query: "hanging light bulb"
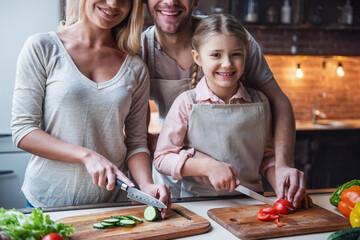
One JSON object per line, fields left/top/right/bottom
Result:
{"left": 296, "top": 63, "right": 303, "bottom": 78}
{"left": 337, "top": 62, "right": 344, "bottom": 77}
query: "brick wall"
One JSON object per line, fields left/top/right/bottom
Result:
{"left": 265, "top": 55, "right": 360, "bottom": 120}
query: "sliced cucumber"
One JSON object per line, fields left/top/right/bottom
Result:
{"left": 119, "top": 219, "right": 136, "bottom": 227}
{"left": 144, "top": 206, "right": 160, "bottom": 221}
{"left": 100, "top": 222, "right": 116, "bottom": 227}
{"left": 102, "top": 218, "right": 120, "bottom": 224}
{"left": 128, "top": 216, "right": 144, "bottom": 223}
{"left": 93, "top": 223, "right": 106, "bottom": 229}
{"left": 111, "top": 215, "right": 131, "bottom": 220}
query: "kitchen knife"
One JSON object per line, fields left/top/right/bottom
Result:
{"left": 115, "top": 179, "right": 167, "bottom": 208}
{"left": 235, "top": 185, "right": 276, "bottom": 206}
{"left": 235, "top": 185, "right": 295, "bottom": 211}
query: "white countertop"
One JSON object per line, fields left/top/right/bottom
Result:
{"left": 46, "top": 192, "right": 345, "bottom": 240}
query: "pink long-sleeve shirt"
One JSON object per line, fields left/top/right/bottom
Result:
{"left": 154, "top": 77, "right": 275, "bottom": 180}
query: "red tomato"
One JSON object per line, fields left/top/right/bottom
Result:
{"left": 256, "top": 212, "right": 270, "bottom": 221}
{"left": 259, "top": 207, "right": 278, "bottom": 215}
{"left": 277, "top": 199, "right": 295, "bottom": 210}
{"left": 268, "top": 214, "right": 280, "bottom": 220}
{"left": 273, "top": 199, "right": 295, "bottom": 215}
{"left": 42, "top": 233, "right": 64, "bottom": 240}
{"left": 257, "top": 207, "right": 280, "bottom": 221}
{"left": 273, "top": 202, "right": 288, "bottom": 215}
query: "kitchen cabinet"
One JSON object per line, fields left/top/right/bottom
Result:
{"left": 262, "top": 127, "right": 360, "bottom": 192}
{"left": 295, "top": 129, "right": 360, "bottom": 189}
{"left": 0, "top": 135, "right": 30, "bottom": 209}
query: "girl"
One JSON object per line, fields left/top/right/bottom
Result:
{"left": 11, "top": 0, "right": 170, "bottom": 216}
{"left": 152, "top": 13, "right": 277, "bottom": 198}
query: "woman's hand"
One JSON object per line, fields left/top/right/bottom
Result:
{"left": 206, "top": 161, "right": 238, "bottom": 192}
{"left": 140, "top": 183, "right": 171, "bottom": 219}
{"left": 82, "top": 149, "right": 134, "bottom": 191}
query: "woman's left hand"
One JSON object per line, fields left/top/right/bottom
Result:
{"left": 141, "top": 183, "right": 171, "bottom": 219}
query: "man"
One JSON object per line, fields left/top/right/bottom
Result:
{"left": 140, "top": 0, "right": 310, "bottom": 208}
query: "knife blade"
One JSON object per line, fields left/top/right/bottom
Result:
{"left": 235, "top": 185, "right": 275, "bottom": 206}
{"left": 115, "top": 179, "right": 167, "bottom": 208}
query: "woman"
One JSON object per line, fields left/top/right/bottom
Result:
{"left": 11, "top": 0, "right": 170, "bottom": 217}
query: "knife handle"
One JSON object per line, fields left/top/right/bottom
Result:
{"left": 115, "top": 179, "right": 129, "bottom": 191}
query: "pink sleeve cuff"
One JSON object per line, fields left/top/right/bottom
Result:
{"left": 172, "top": 148, "right": 194, "bottom": 180}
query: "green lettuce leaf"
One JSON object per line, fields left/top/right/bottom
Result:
{"left": 0, "top": 208, "right": 75, "bottom": 240}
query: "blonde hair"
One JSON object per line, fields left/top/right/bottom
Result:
{"left": 59, "top": 0, "right": 144, "bottom": 55}
{"left": 191, "top": 14, "right": 249, "bottom": 89}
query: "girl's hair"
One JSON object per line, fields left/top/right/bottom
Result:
{"left": 59, "top": 0, "right": 144, "bottom": 55}
{"left": 191, "top": 13, "right": 249, "bottom": 89}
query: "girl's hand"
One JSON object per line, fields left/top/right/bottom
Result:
{"left": 207, "top": 162, "right": 238, "bottom": 192}
{"left": 82, "top": 149, "right": 134, "bottom": 191}
{"left": 193, "top": 176, "right": 211, "bottom": 184}
{"left": 140, "top": 183, "right": 171, "bottom": 219}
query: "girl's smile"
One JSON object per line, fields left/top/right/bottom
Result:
{"left": 192, "top": 33, "right": 246, "bottom": 102}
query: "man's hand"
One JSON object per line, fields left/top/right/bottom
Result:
{"left": 275, "top": 165, "right": 307, "bottom": 208}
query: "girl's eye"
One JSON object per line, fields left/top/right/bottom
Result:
{"left": 233, "top": 52, "right": 243, "bottom": 57}
{"left": 210, "top": 53, "right": 220, "bottom": 57}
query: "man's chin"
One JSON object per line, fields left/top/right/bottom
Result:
{"left": 157, "top": 24, "right": 182, "bottom": 35}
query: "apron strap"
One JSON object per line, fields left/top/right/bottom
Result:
{"left": 146, "top": 26, "right": 156, "bottom": 78}
{"left": 246, "top": 88, "right": 262, "bottom": 103}
{"left": 186, "top": 90, "right": 197, "bottom": 104}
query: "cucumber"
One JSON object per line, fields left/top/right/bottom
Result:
{"left": 327, "top": 227, "right": 360, "bottom": 240}
{"left": 100, "top": 222, "right": 116, "bottom": 227}
{"left": 102, "top": 218, "right": 120, "bottom": 224}
{"left": 111, "top": 215, "right": 131, "bottom": 220}
{"left": 93, "top": 223, "right": 106, "bottom": 229}
{"left": 128, "top": 216, "right": 144, "bottom": 223}
{"left": 119, "top": 219, "right": 136, "bottom": 227}
{"left": 144, "top": 206, "right": 160, "bottom": 221}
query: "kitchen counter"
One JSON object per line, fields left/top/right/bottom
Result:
{"left": 296, "top": 119, "right": 360, "bottom": 131}
{"left": 42, "top": 190, "right": 345, "bottom": 240}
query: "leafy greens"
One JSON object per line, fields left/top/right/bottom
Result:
{"left": 0, "top": 208, "right": 74, "bottom": 240}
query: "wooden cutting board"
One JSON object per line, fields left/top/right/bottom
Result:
{"left": 57, "top": 204, "right": 211, "bottom": 240}
{"left": 207, "top": 204, "right": 350, "bottom": 240}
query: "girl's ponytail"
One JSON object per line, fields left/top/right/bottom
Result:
{"left": 191, "top": 64, "right": 199, "bottom": 89}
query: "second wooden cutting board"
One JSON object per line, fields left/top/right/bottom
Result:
{"left": 207, "top": 204, "right": 350, "bottom": 240}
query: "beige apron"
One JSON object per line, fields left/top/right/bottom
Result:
{"left": 147, "top": 26, "right": 192, "bottom": 197}
{"left": 146, "top": 26, "right": 192, "bottom": 122}
{"left": 179, "top": 88, "right": 270, "bottom": 197}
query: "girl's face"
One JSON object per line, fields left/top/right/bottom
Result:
{"left": 84, "top": 0, "right": 132, "bottom": 30}
{"left": 192, "top": 33, "right": 246, "bottom": 98}
{"left": 146, "top": 0, "right": 199, "bottom": 34}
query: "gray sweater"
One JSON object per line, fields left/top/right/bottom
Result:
{"left": 11, "top": 32, "right": 150, "bottom": 207}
